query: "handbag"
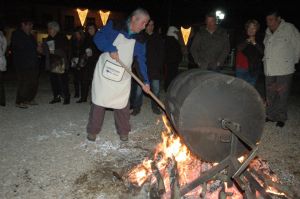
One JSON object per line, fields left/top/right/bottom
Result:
{"left": 50, "top": 54, "right": 65, "bottom": 74}
{"left": 78, "top": 55, "right": 88, "bottom": 68}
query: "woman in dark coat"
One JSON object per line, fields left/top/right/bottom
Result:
{"left": 164, "top": 26, "right": 182, "bottom": 91}
{"left": 70, "top": 27, "right": 86, "bottom": 99}
{"left": 235, "top": 19, "right": 264, "bottom": 86}
{"left": 45, "top": 21, "right": 71, "bottom": 104}
{"left": 76, "top": 23, "right": 101, "bottom": 103}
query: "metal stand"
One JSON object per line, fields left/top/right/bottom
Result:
{"left": 179, "top": 119, "right": 272, "bottom": 199}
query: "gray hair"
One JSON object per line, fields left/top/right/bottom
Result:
{"left": 47, "top": 21, "right": 60, "bottom": 32}
{"left": 130, "top": 8, "right": 150, "bottom": 19}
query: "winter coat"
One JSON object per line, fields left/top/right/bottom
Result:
{"left": 144, "top": 32, "right": 165, "bottom": 80}
{"left": 84, "top": 34, "right": 101, "bottom": 78}
{"left": 44, "top": 33, "right": 70, "bottom": 72}
{"left": 190, "top": 26, "right": 230, "bottom": 70}
{"left": 70, "top": 37, "right": 85, "bottom": 60}
{"left": 11, "top": 29, "right": 38, "bottom": 71}
{"left": 0, "top": 31, "right": 7, "bottom": 71}
{"left": 165, "top": 36, "right": 182, "bottom": 65}
{"left": 85, "top": 34, "right": 101, "bottom": 64}
{"left": 263, "top": 19, "right": 300, "bottom": 76}
{"left": 236, "top": 39, "right": 264, "bottom": 76}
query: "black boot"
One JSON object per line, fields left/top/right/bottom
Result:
{"left": 49, "top": 96, "right": 61, "bottom": 104}
{"left": 76, "top": 98, "right": 87, "bottom": 103}
{"left": 131, "top": 107, "right": 141, "bottom": 116}
{"left": 276, "top": 121, "right": 285, "bottom": 128}
{"left": 63, "top": 96, "right": 70, "bottom": 105}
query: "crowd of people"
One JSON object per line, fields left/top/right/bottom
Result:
{"left": 0, "top": 7, "right": 299, "bottom": 142}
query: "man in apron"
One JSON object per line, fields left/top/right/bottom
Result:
{"left": 86, "top": 8, "right": 150, "bottom": 141}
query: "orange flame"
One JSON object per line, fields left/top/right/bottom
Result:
{"left": 127, "top": 115, "right": 286, "bottom": 198}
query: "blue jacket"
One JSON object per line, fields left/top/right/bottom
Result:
{"left": 94, "top": 20, "right": 149, "bottom": 84}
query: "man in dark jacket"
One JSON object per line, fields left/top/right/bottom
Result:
{"left": 164, "top": 26, "right": 182, "bottom": 91}
{"left": 190, "top": 12, "right": 230, "bottom": 71}
{"left": 11, "top": 18, "right": 40, "bottom": 108}
{"left": 130, "top": 20, "right": 165, "bottom": 115}
{"left": 76, "top": 23, "right": 101, "bottom": 103}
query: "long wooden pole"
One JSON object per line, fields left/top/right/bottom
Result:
{"left": 118, "top": 60, "right": 166, "bottom": 111}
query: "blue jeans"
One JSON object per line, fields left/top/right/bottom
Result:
{"left": 130, "top": 79, "right": 160, "bottom": 110}
{"left": 150, "top": 80, "right": 160, "bottom": 110}
{"left": 236, "top": 68, "right": 257, "bottom": 86}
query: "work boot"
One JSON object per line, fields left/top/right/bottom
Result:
{"left": 119, "top": 134, "right": 128, "bottom": 142}
{"left": 131, "top": 107, "right": 141, "bottom": 116}
{"left": 276, "top": 121, "right": 285, "bottom": 128}
{"left": 265, "top": 117, "right": 274, "bottom": 122}
{"left": 15, "top": 103, "right": 28, "bottom": 109}
{"left": 49, "top": 96, "right": 61, "bottom": 104}
{"left": 87, "top": 133, "right": 97, "bottom": 142}
{"left": 152, "top": 107, "right": 161, "bottom": 115}
{"left": 63, "top": 96, "right": 70, "bottom": 105}
{"left": 26, "top": 100, "right": 38, "bottom": 105}
{"left": 76, "top": 98, "right": 87, "bottom": 103}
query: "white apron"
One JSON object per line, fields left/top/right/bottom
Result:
{"left": 92, "top": 34, "right": 136, "bottom": 109}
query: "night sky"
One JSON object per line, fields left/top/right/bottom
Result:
{"left": 2, "top": 0, "right": 300, "bottom": 30}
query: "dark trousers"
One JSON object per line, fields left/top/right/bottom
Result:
{"left": 71, "top": 68, "right": 80, "bottom": 96}
{"left": 164, "top": 63, "right": 178, "bottom": 92}
{"left": 87, "top": 103, "right": 131, "bottom": 136}
{"left": 16, "top": 69, "right": 39, "bottom": 104}
{"left": 265, "top": 74, "right": 293, "bottom": 122}
{"left": 130, "top": 79, "right": 160, "bottom": 111}
{"left": 129, "top": 80, "right": 142, "bottom": 109}
{"left": 0, "top": 72, "right": 5, "bottom": 105}
{"left": 49, "top": 72, "right": 70, "bottom": 99}
{"left": 79, "top": 67, "right": 92, "bottom": 101}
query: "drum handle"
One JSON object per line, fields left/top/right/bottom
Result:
{"left": 118, "top": 60, "right": 166, "bottom": 111}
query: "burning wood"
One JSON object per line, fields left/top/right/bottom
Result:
{"left": 123, "top": 115, "right": 291, "bottom": 199}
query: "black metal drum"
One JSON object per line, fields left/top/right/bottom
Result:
{"left": 165, "top": 69, "right": 265, "bottom": 162}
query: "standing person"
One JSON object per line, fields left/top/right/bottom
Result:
{"left": 86, "top": 8, "right": 150, "bottom": 142}
{"left": 76, "top": 23, "right": 101, "bottom": 103}
{"left": 264, "top": 10, "right": 300, "bottom": 127}
{"left": 236, "top": 19, "right": 264, "bottom": 86}
{"left": 164, "top": 26, "right": 182, "bottom": 91}
{"left": 70, "top": 27, "right": 85, "bottom": 99}
{"left": 45, "top": 21, "right": 71, "bottom": 105}
{"left": 190, "top": 12, "right": 230, "bottom": 71}
{"left": 187, "top": 28, "right": 197, "bottom": 70}
{"left": 130, "top": 20, "right": 165, "bottom": 115}
{"left": 11, "top": 18, "right": 40, "bottom": 108}
{"left": 0, "top": 22, "right": 7, "bottom": 106}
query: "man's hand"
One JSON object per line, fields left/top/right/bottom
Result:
{"left": 142, "top": 84, "right": 150, "bottom": 94}
{"left": 110, "top": 51, "right": 119, "bottom": 62}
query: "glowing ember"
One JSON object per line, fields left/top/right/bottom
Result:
{"left": 266, "top": 187, "right": 286, "bottom": 196}
{"left": 125, "top": 115, "right": 287, "bottom": 198}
